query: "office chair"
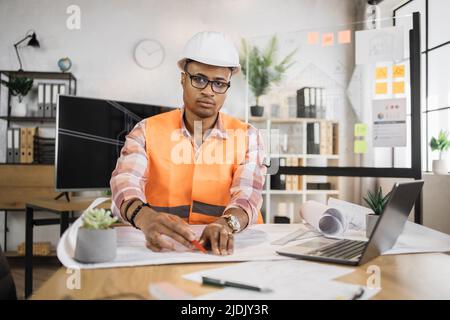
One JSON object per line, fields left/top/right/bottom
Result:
{"left": 0, "top": 245, "right": 17, "bottom": 300}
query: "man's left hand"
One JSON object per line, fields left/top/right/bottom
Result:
{"left": 199, "top": 220, "right": 234, "bottom": 256}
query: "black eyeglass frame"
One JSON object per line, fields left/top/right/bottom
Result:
{"left": 183, "top": 67, "right": 231, "bottom": 94}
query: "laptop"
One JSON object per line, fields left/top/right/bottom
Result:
{"left": 276, "top": 180, "right": 424, "bottom": 266}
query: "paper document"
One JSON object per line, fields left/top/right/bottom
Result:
{"left": 58, "top": 221, "right": 300, "bottom": 270}
{"left": 183, "top": 261, "right": 379, "bottom": 300}
{"left": 300, "top": 198, "right": 372, "bottom": 237}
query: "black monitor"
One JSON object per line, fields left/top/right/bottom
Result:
{"left": 56, "top": 95, "right": 173, "bottom": 191}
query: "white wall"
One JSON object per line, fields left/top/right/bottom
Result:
{"left": 0, "top": 0, "right": 361, "bottom": 251}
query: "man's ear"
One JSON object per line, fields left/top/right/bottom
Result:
{"left": 180, "top": 72, "right": 185, "bottom": 86}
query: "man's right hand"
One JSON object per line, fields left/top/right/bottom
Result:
{"left": 133, "top": 205, "right": 196, "bottom": 252}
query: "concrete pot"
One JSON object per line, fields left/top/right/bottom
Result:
{"left": 432, "top": 159, "right": 448, "bottom": 175}
{"left": 74, "top": 228, "right": 117, "bottom": 263}
{"left": 366, "top": 214, "right": 379, "bottom": 238}
{"left": 250, "top": 105, "right": 264, "bottom": 117}
{"left": 11, "top": 97, "right": 27, "bottom": 117}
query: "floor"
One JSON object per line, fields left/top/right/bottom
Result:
{"left": 8, "top": 258, "right": 61, "bottom": 300}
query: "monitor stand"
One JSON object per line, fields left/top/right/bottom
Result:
{"left": 54, "top": 192, "right": 70, "bottom": 202}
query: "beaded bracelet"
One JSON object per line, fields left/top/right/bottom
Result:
{"left": 129, "top": 202, "right": 149, "bottom": 229}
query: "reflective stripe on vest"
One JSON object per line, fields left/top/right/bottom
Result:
{"left": 145, "top": 109, "right": 263, "bottom": 224}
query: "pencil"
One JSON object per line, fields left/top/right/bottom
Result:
{"left": 191, "top": 240, "right": 207, "bottom": 254}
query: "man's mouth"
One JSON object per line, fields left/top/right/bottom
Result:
{"left": 197, "top": 99, "right": 215, "bottom": 107}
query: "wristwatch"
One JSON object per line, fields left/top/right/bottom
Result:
{"left": 222, "top": 214, "right": 241, "bottom": 233}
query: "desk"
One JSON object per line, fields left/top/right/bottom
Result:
{"left": 25, "top": 197, "right": 111, "bottom": 298}
{"left": 31, "top": 252, "right": 450, "bottom": 300}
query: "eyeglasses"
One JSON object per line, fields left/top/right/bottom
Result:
{"left": 184, "top": 70, "right": 231, "bottom": 94}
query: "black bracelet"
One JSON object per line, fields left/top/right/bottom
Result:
{"left": 130, "top": 202, "right": 149, "bottom": 230}
{"left": 123, "top": 198, "right": 140, "bottom": 223}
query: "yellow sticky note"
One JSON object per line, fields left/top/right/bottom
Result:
{"left": 354, "top": 140, "right": 367, "bottom": 154}
{"left": 354, "top": 123, "right": 368, "bottom": 137}
{"left": 393, "top": 65, "right": 405, "bottom": 78}
{"left": 375, "top": 67, "right": 388, "bottom": 80}
{"left": 307, "top": 32, "right": 319, "bottom": 45}
{"left": 338, "top": 30, "right": 351, "bottom": 44}
{"left": 393, "top": 81, "right": 405, "bottom": 94}
{"left": 375, "top": 82, "right": 388, "bottom": 95}
{"left": 322, "top": 33, "right": 334, "bottom": 47}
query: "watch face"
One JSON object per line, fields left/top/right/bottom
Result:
{"left": 228, "top": 215, "right": 240, "bottom": 232}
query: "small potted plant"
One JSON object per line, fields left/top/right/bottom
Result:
{"left": 0, "top": 76, "right": 33, "bottom": 116}
{"left": 74, "top": 208, "right": 118, "bottom": 263}
{"left": 240, "top": 36, "right": 297, "bottom": 117}
{"left": 363, "top": 187, "right": 391, "bottom": 238}
{"left": 429, "top": 130, "right": 450, "bottom": 175}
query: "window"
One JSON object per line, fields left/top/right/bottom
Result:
{"left": 394, "top": 0, "right": 450, "bottom": 172}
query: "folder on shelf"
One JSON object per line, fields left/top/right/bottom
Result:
{"left": 20, "top": 127, "right": 27, "bottom": 163}
{"left": 37, "top": 83, "right": 45, "bottom": 117}
{"left": 51, "top": 84, "right": 60, "bottom": 118}
{"left": 44, "top": 84, "right": 52, "bottom": 118}
{"left": 13, "top": 128, "right": 20, "bottom": 163}
{"left": 286, "top": 158, "right": 293, "bottom": 191}
{"left": 26, "top": 127, "right": 37, "bottom": 163}
{"left": 296, "top": 87, "right": 311, "bottom": 118}
{"left": 59, "top": 84, "right": 66, "bottom": 95}
{"left": 6, "top": 129, "right": 14, "bottom": 163}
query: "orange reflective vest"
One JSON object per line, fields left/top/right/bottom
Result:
{"left": 144, "top": 109, "right": 263, "bottom": 224}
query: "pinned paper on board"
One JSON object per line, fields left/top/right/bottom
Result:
{"left": 375, "top": 82, "right": 388, "bottom": 94}
{"left": 373, "top": 98, "right": 407, "bottom": 147}
{"left": 307, "top": 32, "right": 319, "bottom": 45}
{"left": 355, "top": 26, "right": 404, "bottom": 65}
{"left": 354, "top": 123, "right": 368, "bottom": 137}
{"left": 393, "top": 65, "right": 405, "bottom": 78}
{"left": 354, "top": 140, "right": 367, "bottom": 154}
{"left": 338, "top": 30, "right": 351, "bottom": 44}
{"left": 375, "top": 67, "right": 388, "bottom": 80}
{"left": 322, "top": 33, "right": 334, "bottom": 47}
{"left": 393, "top": 81, "right": 405, "bottom": 94}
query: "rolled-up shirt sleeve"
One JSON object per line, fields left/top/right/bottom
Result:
{"left": 110, "top": 119, "right": 148, "bottom": 222}
{"left": 224, "top": 125, "right": 267, "bottom": 226}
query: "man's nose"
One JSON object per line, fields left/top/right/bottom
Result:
{"left": 201, "top": 83, "right": 215, "bottom": 96}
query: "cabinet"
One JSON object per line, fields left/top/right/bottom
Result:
{"left": 0, "top": 70, "right": 77, "bottom": 164}
{"left": 246, "top": 117, "right": 340, "bottom": 223}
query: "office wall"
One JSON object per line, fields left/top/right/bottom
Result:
{"left": 0, "top": 0, "right": 361, "bottom": 251}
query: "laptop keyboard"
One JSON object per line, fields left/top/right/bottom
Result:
{"left": 307, "top": 239, "right": 367, "bottom": 260}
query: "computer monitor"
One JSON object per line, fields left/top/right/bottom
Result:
{"left": 56, "top": 95, "right": 173, "bottom": 191}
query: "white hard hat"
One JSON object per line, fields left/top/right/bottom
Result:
{"left": 177, "top": 31, "right": 241, "bottom": 76}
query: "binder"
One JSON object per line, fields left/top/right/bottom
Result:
{"left": 37, "top": 83, "right": 45, "bottom": 117}
{"left": 296, "top": 87, "right": 310, "bottom": 118}
{"left": 310, "top": 88, "right": 316, "bottom": 118}
{"left": 59, "top": 84, "right": 66, "bottom": 95}
{"left": 44, "top": 84, "right": 52, "bottom": 117}
{"left": 13, "top": 128, "right": 20, "bottom": 163}
{"left": 20, "top": 128, "right": 27, "bottom": 163}
{"left": 286, "top": 158, "right": 292, "bottom": 191}
{"left": 7, "top": 129, "right": 14, "bottom": 163}
{"left": 51, "top": 84, "right": 59, "bottom": 118}
{"left": 27, "top": 127, "right": 37, "bottom": 163}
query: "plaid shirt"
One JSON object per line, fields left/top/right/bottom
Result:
{"left": 110, "top": 107, "right": 267, "bottom": 226}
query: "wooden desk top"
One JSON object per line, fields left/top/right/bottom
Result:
{"left": 26, "top": 196, "right": 111, "bottom": 212}
{"left": 31, "top": 252, "right": 450, "bottom": 300}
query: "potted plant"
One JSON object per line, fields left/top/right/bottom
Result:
{"left": 240, "top": 36, "right": 297, "bottom": 117}
{"left": 429, "top": 130, "right": 450, "bottom": 175}
{"left": 0, "top": 76, "right": 33, "bottom": 116}
{"left": 74, "top": 208, "right": 118, "bottom": 263}
{"left": 363, "top": 187, "right": 391, "bottom": 238}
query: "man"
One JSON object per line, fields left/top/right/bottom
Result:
{"left": 110, "top": 31, "right": 266, "bottom": 256}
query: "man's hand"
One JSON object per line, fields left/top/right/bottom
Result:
{"left": 134, "top": 207, "right": 195, "bottom": 252}
{"left": 199, "top": 220, "right": 234, "bottom": 256}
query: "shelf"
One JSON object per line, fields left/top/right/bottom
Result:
{"left": 0, "top": 70, "right": 76, "bottom": 81}
{"left": 263, "top": 190, "right": 339, "bottom": 195}
{"left": 0, "top": 116, "right": 55, "bottom": 123}
{"left": 5, "top": 250, "right": 57, "bottom": 258}
{"left": 245, "top": 117, "right": 338, "bottom": 124}
{"left": 270, "top": 154, "right": 339, "bottom": 159}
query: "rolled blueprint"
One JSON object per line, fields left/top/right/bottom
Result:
{"left": 300, "top": 200, "right": 348, "bottom": 236}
